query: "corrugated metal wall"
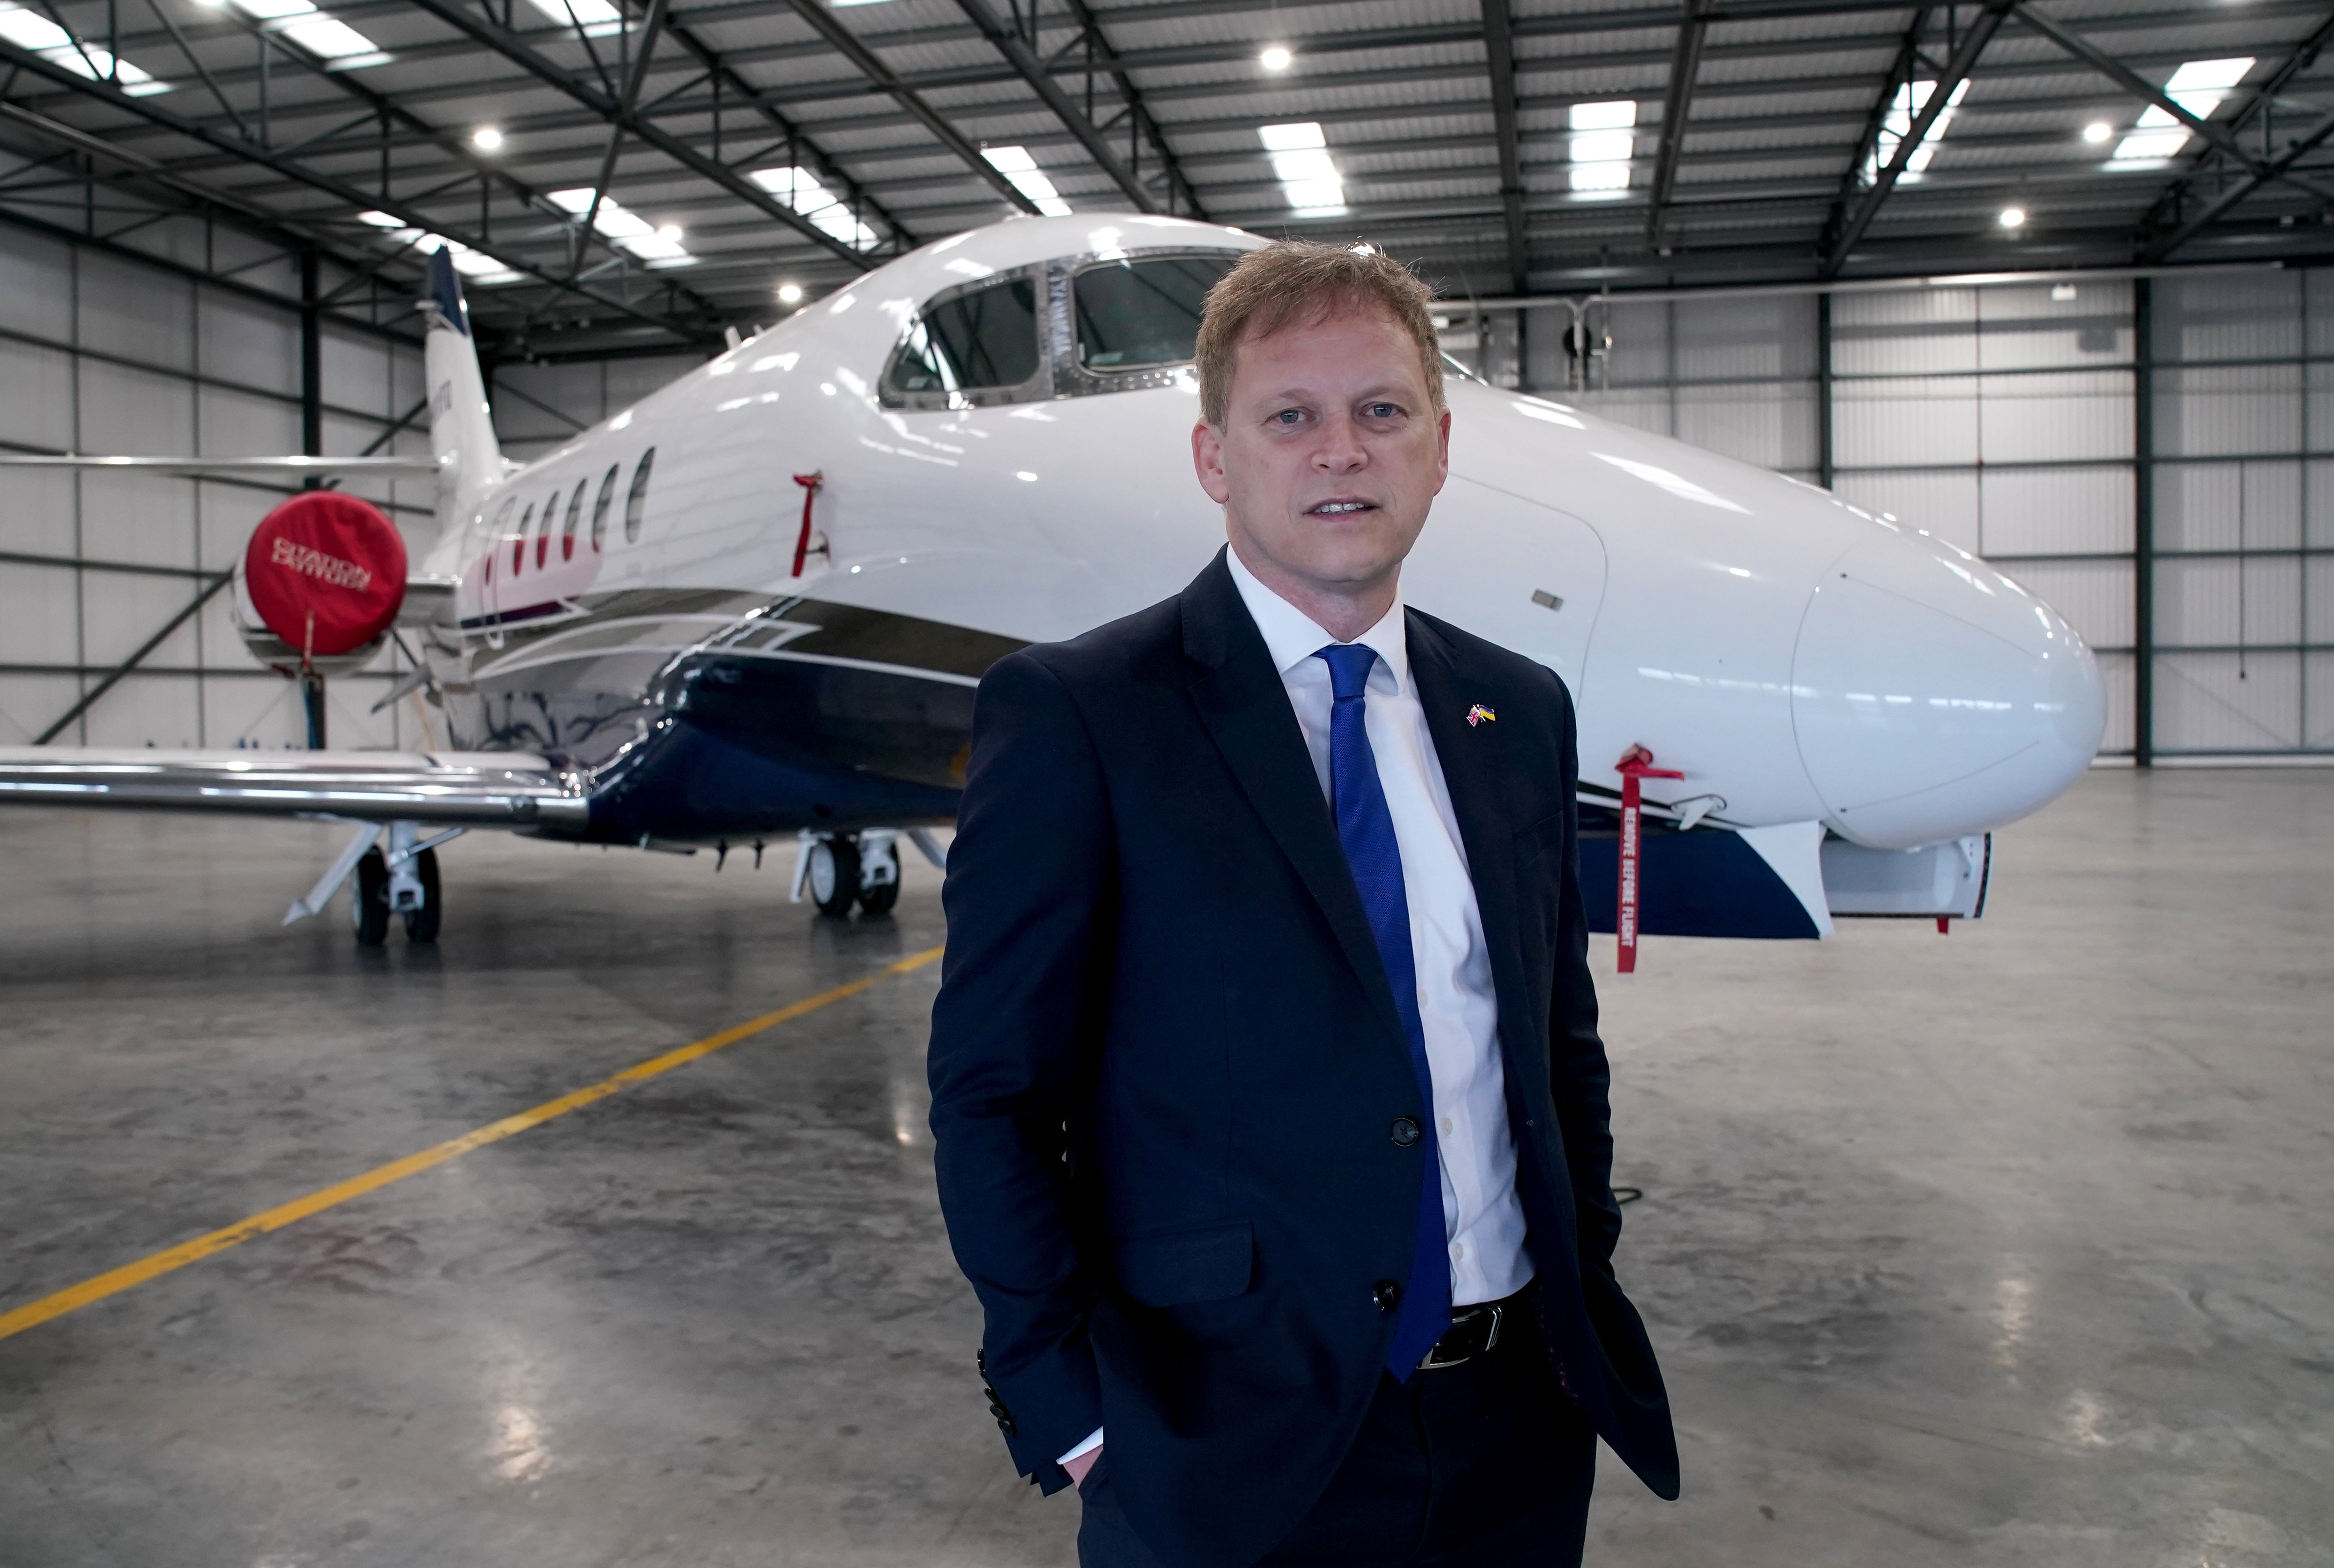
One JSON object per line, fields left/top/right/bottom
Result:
{"left": 0, "top": 219, "right": 711, "bottom": 754}
{"left": 1464, "top": 271, "right": 2333, "bottom": 760}
{"left": 0, "top": 221, "right": 436, "bottom": 751}
{"left": 2149, "top": 270, "right": 2333, "bottom": 757}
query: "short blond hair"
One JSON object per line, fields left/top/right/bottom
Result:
{"left": 1195, "top": 241, "right": 1444, "bottom": 428}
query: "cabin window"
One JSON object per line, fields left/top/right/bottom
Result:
{"left": 484, "top": 496, "right": 515, "bottom": 582}
{"left": 513, "top": 503, "right": 534, "bottom": 573}
{"left": 536, "top": 490, "right": 559, "bottom": 568}
{"left": 590, "top": 464, "right": 618, "bottom": 552}
{"left": 561, "top": 481, "right": 586, "bottom": 561}
{"left": 1074, "top": 257, "right": 1233, "bottom": 370}
{"left": 886, "top": 277, "right": 1040, "bottom": 396}
{"left": 624, "top": 448, "right": 655, "bottom": 544}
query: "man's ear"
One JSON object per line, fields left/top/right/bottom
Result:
{"left": 1193, "top": 420, "right": 1232, "bottom": 506}
{"left": 1431, "top": 406, "right": 1452, "bottom": 494}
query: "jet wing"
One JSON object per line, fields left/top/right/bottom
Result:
{"left": 0, "top": 748, "right": 587, "bottom": 829}
{"left": 0, "top": 455, "right": 444, "bottom": 477}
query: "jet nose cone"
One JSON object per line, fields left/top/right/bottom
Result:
{"left": 1791, "top": 530, "right": 2105, "bottom": 848}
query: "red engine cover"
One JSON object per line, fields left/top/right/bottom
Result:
{"left": 243, "top": 491, "right": 408, "bottom": 657}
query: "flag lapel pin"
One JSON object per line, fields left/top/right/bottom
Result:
{"left": 1466, "top": 704, "right": 1496, "bottom": 727}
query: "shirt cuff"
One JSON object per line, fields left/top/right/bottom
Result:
{"left": 1057, "top": 1427, "right": 1105, "bottom": 1466}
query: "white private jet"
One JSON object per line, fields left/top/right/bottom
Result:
{"left": 0, "top": 216, "right": 2105, "bottom": 946}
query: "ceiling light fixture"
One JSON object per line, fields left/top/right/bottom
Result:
{"left": 221, "top": 0, "right": 388, "bottom": 67}
{"left": 1865, "top": 78, "right": 1968, "bottom": 184}
{"left": 1259, "top": 122, "right": 1345, "bottom": 216}
{"left": 547, "top": 189, "right": 695, "bottom": 265}
{"left": 519, "top": 0, "right": 622, "bottom": 35}
{"left": 2082, "top": 120, "right": 2113, "bottom": 144}
{"left": 778, "top": 283, "right": 804, "bottom": 304}
{"left": 356, "top": 211, "right": 524, "bottom": 286}
{"left": 1568, "top": 100, "right": 1636, "bottom": 197}
{"left": 1998, "top": 206, "right": 2026, "bottom": 228}
{"left": 473, "top": 126, "right": 503, "bottom": 150}
{"left": 2111, "top": 57, "right": 2254, "bottom": 165}
{"left": 748, "top": 166, "right": 883, "bottom": 249}
{"left": 1260, "top": 45, "right": 1291, "bottom": 71}
{"left": 982, "top": 146, "right": 1074, "bottom": 217}
{"left": 0, "top": 3, "right": 170, "bottom": 93}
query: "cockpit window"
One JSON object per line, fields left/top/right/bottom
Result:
{"left": 887, "top": 277, "right": 1040, "bottom": 395}
{"left": 1074, "top": 256, "right": 1233, "bottom": 370}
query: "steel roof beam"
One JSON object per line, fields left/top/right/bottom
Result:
{"left": 0, "top": 41, "right": 711, "bottom": 342}
{"left": 764, "top": 0, "right": 1040, "bottom": 214}
{"left": 950, "top": 0, "right": 1155, "bottom": 213}
{"left": 1055, "top": 0, "right": 1203, "bottom": 216}
{"left": 2147, "top": 110, "right": 2334, "bottom": 259}
{"left": 1817, "top": 6, "right": 1929, "bottom": 266}
{"left": 399, "top": 0, "right": 951, "bottom": 258}
{"left": 1645, "top": 0, "right": 1713, "bottom": 251}
{"left": 117, "top": 0, "right": 738, "bottom": 327}
{"left": 1479, "top": 0, "right": 1527, "bottom": 291}
{"left": 2140, "top": 8, "right": 2334, "bottom": 257}
{"left": 42, "top": 0, "right": 2334, "bottom": 146}
{"left": 1820, "top": 0, "right": 2015, "bottom": 278}
{"left": 651, "top": 4, "right": 913, "bottom": 251}
{"left": 2012, "top": 2, "right": 2334, "bottom": 209}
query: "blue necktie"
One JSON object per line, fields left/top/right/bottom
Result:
{"left": 1314, "top": 642, "right": 1450, "bottom": 1383}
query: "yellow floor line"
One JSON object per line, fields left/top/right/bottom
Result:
{"left": 0, "top": 945, "right": 945, "bottom": 1345}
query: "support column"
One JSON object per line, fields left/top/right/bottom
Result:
{"left": 2133, "top": 276, "right": 2156, "bottom": 767}
{"left": 299, "top": 246, "right": 322, "bottom": 483}
{"left": 1817, "top": 290, "right": 1835, "bottom": 490}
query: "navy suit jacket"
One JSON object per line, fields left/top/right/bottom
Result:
{"left": 928, "top": 549, "right": 1678, "bottom": 1567}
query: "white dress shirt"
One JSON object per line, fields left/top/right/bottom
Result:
{"left": 1224, "top": 547, "right": 1533, "bottom": 1309}
{"left": 1057, "top": 551, "right": 1535, "bottom": 1470}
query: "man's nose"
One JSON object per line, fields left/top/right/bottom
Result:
{"left": 1312, "top": 411, "right": 1368, "bottom": 470}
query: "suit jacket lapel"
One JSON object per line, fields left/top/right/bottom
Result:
{"left": 1179, "top": 551, "right": 1412, "bottom": 1056}
{"left": 1406, "top": 612, "right": 1544, "bottom": 1097}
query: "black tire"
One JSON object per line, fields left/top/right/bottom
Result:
{"left": 351, "top": 849, "right": 390, "bottom": 946}
{"left": 402, "top": 846, "right": 442, "bottom": 943}
{"left": 857, "top": 876, "right": 899, "bottom": 915}
{"left": 808, "top": 837, "right": 860, "bottom": 917}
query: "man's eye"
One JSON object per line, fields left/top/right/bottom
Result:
{"left": 1367, "top": 403, "right": 1401, "bottom": 419}
{"left": 1275, "top": 409, "right": 1306, "bottom": 424}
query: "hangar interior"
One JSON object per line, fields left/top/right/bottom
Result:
{"left": 1, "top": 0, "right": 2330, "bottom": 1562}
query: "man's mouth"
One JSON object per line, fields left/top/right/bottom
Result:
{"left": 1308, "top": 499, "right": 1376, "bottom": 515}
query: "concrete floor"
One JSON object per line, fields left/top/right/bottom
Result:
{"left": 0, "top": 769, "right": 2327, "bottom": 1567}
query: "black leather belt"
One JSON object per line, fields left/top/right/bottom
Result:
{"left": 1417, "top": 1289, "right": 1525, "bottom": 1370}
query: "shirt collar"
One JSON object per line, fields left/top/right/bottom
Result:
{"left": 1224, "top": 543, "right": 1410, "bottom": 692}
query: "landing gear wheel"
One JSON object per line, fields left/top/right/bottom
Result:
{"left": 807, "top": 837, "right": 860, "bottom": 917}
{"left": 351, "top": 848, "right": 389, "bottom": 946}
{"left": 857, "top": 877, "right": 899, "bottom": 916}
{"left": 402, "top": 846, "right": 442, "bottom": 943}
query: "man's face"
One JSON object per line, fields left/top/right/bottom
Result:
{"left": 1193, "top": 302, "right": 1450, "bottom": 600}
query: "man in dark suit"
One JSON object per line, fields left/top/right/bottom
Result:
{"left": 927, "top": 240, "right": 1676, "bottom": 1568}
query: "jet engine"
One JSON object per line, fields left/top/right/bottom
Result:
{"left": 236, "top": 490, "right": 408, "bottom": 676}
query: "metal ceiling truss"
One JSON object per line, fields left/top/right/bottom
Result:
{"left": 0, "top": 0, "right": 2326, "bottom": 350}
{"left": 2136, "top": 8, "right": 2334, "bottom": 259}
{"left": 1643, "top": 0, "right": 1712, "bottom": 254}
{"left": 1478, "top": 0, "right": 1526, "bottom": 292}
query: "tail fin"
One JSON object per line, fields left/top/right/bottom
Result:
{"left": 419, "top": 246, "right": 505, "bottom": 535}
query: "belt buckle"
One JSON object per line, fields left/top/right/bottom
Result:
{"left": 1416, "top": 1302, "right": 1501, "bottom": 1370}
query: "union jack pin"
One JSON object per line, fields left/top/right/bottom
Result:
{"left": 1466, "top": 704, "right": 1497, "bottom": 726}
